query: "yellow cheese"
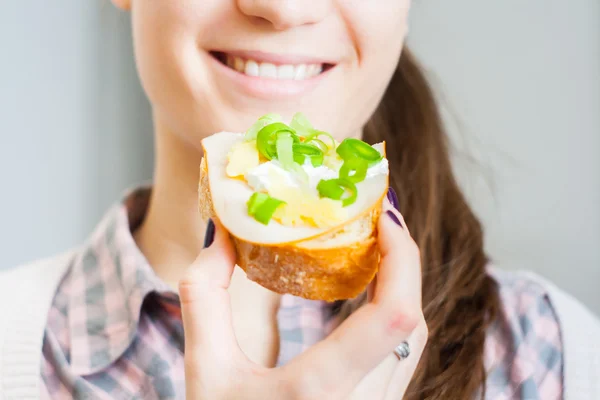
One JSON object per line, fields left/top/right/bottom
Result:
{"left": 322, "top": 140, "right": 343, "bottom": 170}
{"left": 269, "top": 184, "right": 347, "bottom": 228}
{"left": 228, "top": 138, "right": 347, "bottom": 228}
{"left": 323, "top": 153, "right": 343, "bottom": 171}
{"left": 226, "top": 140, "right": 260, "bottom": 177}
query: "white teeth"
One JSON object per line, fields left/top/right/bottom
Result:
{"left": 294, "top": 64, "right": 307, "bottom": 80}
{"left": 223, "top": 55, "right": 323, "bottom": 80}
{"left": 244, "top": 60, "right": 260, "bottom": 77}
{"left": 306, "top": 64, "right": 323, "bottom": 77}
{"left": 278, "top": 64, "right": 295, "bottom": 80}
{"left": 259, "top": 63, "right": 277, "bottom": 78}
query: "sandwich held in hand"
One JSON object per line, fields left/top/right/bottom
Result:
{"left": 198, "top": 113, "right": 389, "bottom": 301}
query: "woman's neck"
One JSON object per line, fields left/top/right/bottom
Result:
{"left": 134, "top": 118, "right": 207, "bottom": 289}
{"left": 135, "top": 119, "right": 283, "bottom": 366}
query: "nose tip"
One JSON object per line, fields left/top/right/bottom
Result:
{"left": 268, "top": 13, "right": 303, "bottom": 32}
{"left": 237, "top": 0, "right": 331, "bottom": 30}
{"left": 267, "top": 13, "right": 306, "bottom": 32}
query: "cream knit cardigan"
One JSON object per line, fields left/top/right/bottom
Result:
{"left": 1, "top": 251, "right": 599, "bottom": 400}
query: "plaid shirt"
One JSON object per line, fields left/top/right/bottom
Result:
{"left": 41, "top": 189, "right": 563, "bottom": 399}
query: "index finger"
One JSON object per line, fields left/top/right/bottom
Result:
{"left": 179, "top": 219, "right": 245, "bottom": 368}
{"left": 282, "top": 206, "right": 423, "bottom": 398}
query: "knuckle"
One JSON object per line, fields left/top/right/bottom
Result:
{"left": 178, "top": 268, "right": 212, "bottom": 303}
{"left": 178, "top": 274, "right": 198, "bottom": 300}
{"left": 178, "top": 279, "right": 195, "bottom": 304}
{"left": 383, "top": 306, "right": 422, "bottom": 334}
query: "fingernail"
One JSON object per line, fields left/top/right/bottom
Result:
{"left": 386, "top": 210, "right": 403, "bottom": 228}
{"left": 386, "top": 187, "right": 400, "bottom": 211}
{"left": 203, "top": 219, "right": 215, "bottom": 248}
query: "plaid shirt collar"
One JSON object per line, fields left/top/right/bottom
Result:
{"left": 66, "top": 187, "right": 337, "bottom": 376}
{"left": 68, "top": 188, "right": 176, "bottom": 375}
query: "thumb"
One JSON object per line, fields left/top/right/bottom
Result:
{"left": 179, "top": 218, "right": 243, "bottom": 367}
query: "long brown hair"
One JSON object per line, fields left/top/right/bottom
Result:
{"left": 353, "top": 49, "right": 501, "bottom": 398}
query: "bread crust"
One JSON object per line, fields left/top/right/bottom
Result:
{"left": 199, "top": 157, "right": 382, "bottom": 301}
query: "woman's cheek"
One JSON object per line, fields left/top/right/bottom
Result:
{"left": 335, "top": 1, "right": 411, "bottom": 130}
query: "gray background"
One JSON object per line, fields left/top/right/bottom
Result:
{"left": 1, "top": 1, "right": 599, "bottom": 314}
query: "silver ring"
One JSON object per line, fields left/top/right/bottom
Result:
{"left": 393, "top": 341, "right": 410, "bottom": 361}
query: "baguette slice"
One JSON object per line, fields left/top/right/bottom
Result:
{"left": 198, "top": 132, "right": 388, "bottom": 302}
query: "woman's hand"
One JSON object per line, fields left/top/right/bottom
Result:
{"left": 179, "top": 203, "right": 427, "bottom": 400}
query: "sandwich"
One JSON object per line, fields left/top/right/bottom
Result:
{"left": 198, "top": 113, "right": 389, "bottom": 301}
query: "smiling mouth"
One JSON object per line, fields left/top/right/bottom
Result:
{"left": 210, "top": 51, "right": 335, "bottom": 81}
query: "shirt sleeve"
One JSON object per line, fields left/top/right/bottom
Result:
{"left": 484, "top": 270, "right": 564, "bottom": 400}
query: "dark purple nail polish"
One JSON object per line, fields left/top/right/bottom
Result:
{"left": 386, "top": 210, "right": 403, "bottom": 228}
{"left": 203, "top": 219, "right": 215, "bottom": 248}
{"left": 387, "top": 187, "right": 400, "bottom": 211}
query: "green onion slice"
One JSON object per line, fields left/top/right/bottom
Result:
{"left": 290, "top": 113, "right": 336, "bottom": 150}
{"left": 290, "top": 112, "right": 313, "bottom": 136}
{"left": 339, "top": 157, "right": 368, "bottom": 184}
{"left": 336, "top": 138, "right": 382, "bottom": 165}
{"left": 306, "top": 138, "right": 328, "bottom": 153}
{"left": 247, "top": 192, "right": 286, "bottom": 225}
{"left": 276, "top": 132, "right": 295, "bottom": 170}
{"left": 256, "top": 122, "right": 296, "bottom": 160}
{"left": 317, "top": 178, "right": 358, "bottom": 207}
{"left": 244, "top": 113, "right": 283, "bottom": 141}
{"left": 316, "top": 179, "right": 344, "bottom": 200}
{"left": 304, "top": 130, "right": 336, "bottom": 150}
{"left": 293, "top": 143, "right": 324, "bottom": 167}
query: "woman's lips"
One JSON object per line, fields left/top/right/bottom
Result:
{"left": 207, "top": 50, "right": 336, "bottom": 100}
